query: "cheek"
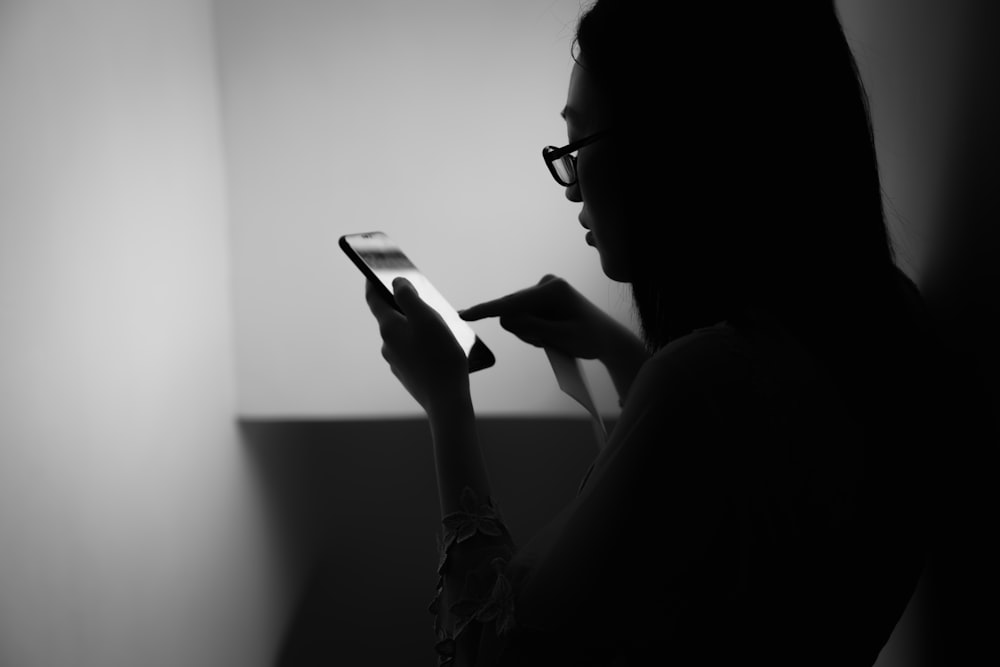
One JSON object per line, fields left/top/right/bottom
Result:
{"left": 580, "top": 161, "right": 628, "bottom": 235}
{"left": 577, "top": 156, "right": 616, "bottom": 217}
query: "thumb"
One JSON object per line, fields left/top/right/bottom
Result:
{"left": 392, "top": 277, "right": 432, "bottom": 319}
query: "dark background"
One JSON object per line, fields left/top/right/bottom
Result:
{"left": 243, "top": 418, "right": 602, "bottom": 666}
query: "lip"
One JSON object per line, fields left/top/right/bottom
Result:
{"left": 578, "top": 216, "right": 589, "bottom": 230}
{"left": 585, "top": 231, "right": 595, "bottom": 246}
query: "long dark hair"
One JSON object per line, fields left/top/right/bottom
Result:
{"left": 575, "top": 1, "right": 898, "bottom": 348}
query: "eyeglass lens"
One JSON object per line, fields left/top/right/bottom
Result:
{"left": 552, "top": 155, "right": 575, "bottom": 185}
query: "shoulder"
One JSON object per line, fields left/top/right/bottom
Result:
{"left": 603, "top": 321, "right": 759, "bottom": 471}
{"left": 645, "top": 321, "right": 746, "bottom": 378}
{"left": 626, "top": 321, "right": 753, "bottom": 412}
{"left": 616, "top": 314, "right": 846, "bottom": 455}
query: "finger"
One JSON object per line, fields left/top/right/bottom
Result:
{"left": 460, "top": 276, "right": 562, "bottom": 321}
{"left": 498, "top": 312, "right": 574, "bottom": 348}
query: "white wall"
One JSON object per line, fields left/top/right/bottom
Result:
{"left": 216, "top": 0, "right": 631, "bottom": 418}
{"left": 0, "top": 2, "right": 292, "bottom": 666}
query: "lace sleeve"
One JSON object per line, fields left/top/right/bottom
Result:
{"left": 430, "top": 486, "right": 517, "bottom": 665}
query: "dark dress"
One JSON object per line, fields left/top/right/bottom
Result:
{"left": 433, "top": 299, "right": 932, "bottom": 666}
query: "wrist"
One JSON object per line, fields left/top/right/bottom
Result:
{"left": 425, "top": 385, "right": 485, "bottom": 517}
{"left": 426, "top": 383, "right": 474, "bottom": 423}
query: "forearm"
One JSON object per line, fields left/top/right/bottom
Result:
{"left": 427, "top": 388, "right": 492, "bottom": 517}
{"left": 427, "top": 388, "right": 515, "bottom": 663}
{"left": 599, "top": 320, "right": 649, "bottom": 404}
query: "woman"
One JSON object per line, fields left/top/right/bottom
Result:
{"left": 366, "top": 2, "right": 949, "bottom": 664}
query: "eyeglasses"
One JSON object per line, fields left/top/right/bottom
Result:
{"left": 542, "top": 130, "right": 611, "bottom": 187}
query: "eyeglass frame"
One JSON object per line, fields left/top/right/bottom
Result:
{"left": 542, "top": 130, "right": 612, "bottom": 187}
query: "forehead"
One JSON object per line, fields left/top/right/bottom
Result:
{"left": 565, "top": 61, "right": 610, "bottom": 131}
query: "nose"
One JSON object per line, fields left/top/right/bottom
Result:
{"left": 565, "top": 181, "right": 582, "bottom": 203}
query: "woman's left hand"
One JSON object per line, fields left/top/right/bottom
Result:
{"left": 365, "top": 277, "right": 470, "bottom": 414}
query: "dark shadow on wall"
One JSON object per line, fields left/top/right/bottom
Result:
{"left": 240, "top": 418, "right": 602, "bottom": 667}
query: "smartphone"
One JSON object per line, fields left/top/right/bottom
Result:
{"left": 340, "top": 231, "right": 495, "bottom": 372}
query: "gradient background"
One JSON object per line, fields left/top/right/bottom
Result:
{"left": 1, "top": 1, "right": 996, "bottom": 665}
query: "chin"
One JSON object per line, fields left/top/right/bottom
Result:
{"left": 598, "top": 256, "right": 632, "bottom": 283}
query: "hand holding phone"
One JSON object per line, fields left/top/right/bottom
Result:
{"left": 340, "top": 231, "right": 495, "bottom": 372}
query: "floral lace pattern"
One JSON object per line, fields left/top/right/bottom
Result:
{"left": 431, "top": 487, "right": 516, "bottom": 664}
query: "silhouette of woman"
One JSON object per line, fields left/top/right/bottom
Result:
{"left": 365, "top": 2, "right": 963, "bottom": 664}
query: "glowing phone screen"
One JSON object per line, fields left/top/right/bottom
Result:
{"left": 347, "top": 233, "right": 477, "bottom": 355}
